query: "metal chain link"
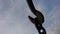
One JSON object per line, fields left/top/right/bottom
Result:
{"left": 26, "top": 0, "right": 46, "bottom": 34}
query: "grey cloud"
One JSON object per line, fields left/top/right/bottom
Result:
{"left": 46, "top": 6, "right": 60, "bottom": 34}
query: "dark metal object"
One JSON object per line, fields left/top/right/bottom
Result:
{"left": 26, "top": 0, "right": 46, "bottom": 34}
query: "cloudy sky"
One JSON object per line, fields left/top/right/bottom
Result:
{"left": 0, "top": 0, "right": 60, "bottom": 34}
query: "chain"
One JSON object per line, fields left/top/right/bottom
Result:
{"left": 26, "top": 0, "right": 46, "bottom": 34}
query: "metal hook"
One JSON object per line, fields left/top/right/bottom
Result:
{"left": 26, "top": 0, "right": 46, "bottom": 34}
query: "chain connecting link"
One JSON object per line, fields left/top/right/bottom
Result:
{"left": 26, "top": 0, "right": 46, "bottom": 34}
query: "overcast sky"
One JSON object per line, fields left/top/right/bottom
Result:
{"left": 0, "top": 0, "right": 60, "bottom": 34}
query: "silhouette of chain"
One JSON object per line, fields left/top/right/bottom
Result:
{"left": 26, "top": 0, "right": 46, "bottom": 34}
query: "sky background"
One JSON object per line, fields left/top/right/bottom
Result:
{"left": 0, "top": 0, "right": 60, "bottom": 34}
